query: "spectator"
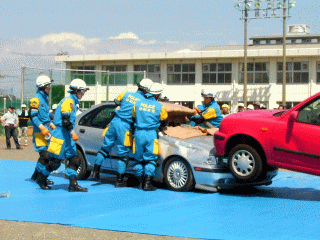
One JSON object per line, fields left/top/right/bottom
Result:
{"left": 247, "top": 104, "right": 254, "bottom": 110}
{"left": 237, "top": 103, "right": 245, "bottom": 112}
{"left": 221, "top": 104, "right": 230, "bottom": 117}
{"left": 49, "top": 104, "right": 58, "bottom": 121}
{"left": 260, "top": 104, "right": 267, "bottom": 110}
{"left": 278, "top": 104, "right": 285, "bottom": 110}
{"left": 253, "top": 101, "right": 261, "bottom": 110}
{"left": 0, "top": 106, "right": 21, "bottom": 149}
{"left": 17, "top": 104, "right": 29, "bottom": 146}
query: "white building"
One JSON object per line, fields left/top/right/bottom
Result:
{"left": 55, "top": 24, "right": 320, "bottom": 113}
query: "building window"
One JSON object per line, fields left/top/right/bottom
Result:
{"left": 167, "top": 64, "right": 195, "bottom": 85}
{"left": 317, "top": 62, "right": 320, "bottom": 83}
{"left": 239, "top": 62, "right": 269, "bottom": 84}
{"left": 79, "top": 101, "right": 95, "bottom": 110}
{"left": 71, "top": 66, "right": 96, "bottom": 86}
{"left": 202, "top": 63, "right": 232, "bottom": 84}
{"left": 277, "top": 62, "right": 309, "bottom": 84}
{"left": 102, "top": 65, "right": 127, "bottom": 86}
{"left": 134, "top": 64, "right": 161, "bottom": 84}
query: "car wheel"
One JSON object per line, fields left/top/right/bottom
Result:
{"left": 76, "top": 149, "right": 91, "bottom": 180}
{"left": 164, "top": 157, "right": 194, "bottom": 192}
{"left": 228, "top": 144, "right": 263, "bottom": 181}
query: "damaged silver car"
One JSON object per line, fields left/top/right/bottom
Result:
{"left": 73, "top": 103, "right": 278, "bottom": 192}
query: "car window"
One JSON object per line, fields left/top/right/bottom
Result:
{"left": 297, "top": 98, "right": 320, "bottom": 126}
{"left": 79, "top": 105, "right": 116, "bottom": 129}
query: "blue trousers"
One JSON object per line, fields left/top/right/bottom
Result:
{"left": 133, "top": 129, "right": 158, "bottom": 177}
{"left": 95, "top": 116, "right": 132, "bottom": 174}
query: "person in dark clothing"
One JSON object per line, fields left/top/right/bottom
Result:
{"left": 18, "top": 104, "right": 29, "bottom": 146}
{"left": 1, "top": 106, "right": 21, "bottom": 149}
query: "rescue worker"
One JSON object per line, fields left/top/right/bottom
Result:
{"left": 29, "top": 75, "right": 55, "bottom": 187}
{"left": 189, "top": 89, "right": 223, "bottom": 128}
{"left": 132, "top": 83, "right": 168, "bottom": 191}
{"left": 247, "top": 104, "right": 254, "bottom": 110}
{"left": 17, "top": 104, "right": 29, "bottom": 146}
{"left": 45, "top": 79, "right": 89, "bottom": 192}
{"left": 91, "top": 78, "right": 153, "bottom": 188}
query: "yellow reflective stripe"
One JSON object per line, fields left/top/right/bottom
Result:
{"left": 115, "top": 92, "right": 126, "bottom": 103}
{"left": 34, "top": 132, "right": 47, "bottom": 147}
{"left": 153, "top": 139, "right": 159, "bottom": 155}
{"left": 102, "top": 124, "right": 109, "bottom": 136}
{"left": 124, "top": 131, "right": 133, "bottom": 147}
{"left": 61, "top": 99, "right": 73, "bottom": 113}
{"left": 132, "top": 105, "right": 136, "bottom": 118}
{"left": 202, "top": 108, "right": 217, "bottom": 119}
{"left": 30, "top": 98, "right": 40, "bottom": 110}
{"left": 132, "top": 139, "right": 136, "bottom": 154}
{"left": 160, "top": 106, "right": 168, "bottom": 121}
{"left": 47, "top": 137, "right": 64, "bottom": 156}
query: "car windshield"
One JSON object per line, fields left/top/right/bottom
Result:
{"left": 273, "top": 111, "right": 286, "bottom": 117}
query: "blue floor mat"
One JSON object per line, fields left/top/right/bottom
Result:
{"left": 0, "top": 160, "right": 320, "bottom": 240}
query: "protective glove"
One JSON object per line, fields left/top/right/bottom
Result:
{"left": 49, "top": 123, "right": 56, "bottom": 130}
{"left": 38, "top": 124, "right": 50, "bottom": 137}
{"left": 71, "top": 130, "right": 79, "bottom": 142}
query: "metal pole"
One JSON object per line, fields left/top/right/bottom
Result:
{"left": 282, "top": 0, "right": 287, "bottom": 107}
{"left": 21, "top": 67, "right": 25, "bottom": 106}
{"left": 243, "top": 0, "right": 248, "bottom": 108}
{"left": 49, "top": 69, "right": 53, "bottom": 107}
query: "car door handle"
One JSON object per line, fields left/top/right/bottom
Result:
{"left": 79, "top": 129, "right": 85, "bottom": 133}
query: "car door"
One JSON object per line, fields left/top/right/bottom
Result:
{"left": 76, "top": 104, "right": 116, "bottom": 169}
{"left": 271, "top": 97, "right": 320, "bottom": 173}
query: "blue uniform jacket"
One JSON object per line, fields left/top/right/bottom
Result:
{"left": 53, "top": 94, "right": 79, "bottom": 130}
{"left": 196, "top": 100, "right": 223, "bottom": 128}
{"left": 114, "top": 90, "right": 145, "bottom": 123}
{"left": 30, "top": 90, "right": 51, "bottom": 128}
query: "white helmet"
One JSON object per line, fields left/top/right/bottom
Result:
{"left": 148, "top": 83, "right": 163, "bottom": 95}
{"left": 21, "top": 104, "right": 27, "bottom": 108}
{"left": 201, "top": 89, "right": 216, "bottom": 98}
{"left": 52, "top": 104, "right": 58, "bottom": 110}
{"left": 247, "top": 104, "right": 254, "bottom": 110}
{"left": 36, "top": 75, "right": 53, "bottom": 88}
{"left": 138, "top": 78, "right": 153, "bottom": 91}
{"left": 68, "top": 79, "right": 89, "bottom": 93}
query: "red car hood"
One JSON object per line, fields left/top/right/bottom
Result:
{"left": 225, "top": 110, "right": 285, "bottom": 120}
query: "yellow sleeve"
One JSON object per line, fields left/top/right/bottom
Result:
{"left": 160, "top": 106, "right": 168, "bottom": 121}
{"left": 30, "top": 98, "right": 40, "bottom": 110}
{"left": 61, "top": 99, "right": 74, "bottom": 113}
{"left": 202, "top": 108, "right": 217, "bottom": 119}
{"left": 115, "top": 92, "right": 126, "bottom": 103}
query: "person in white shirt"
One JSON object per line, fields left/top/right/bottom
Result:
{"left": 18, "top": 104, "right": 29, "bottom": 146}
{"left": 0, "top": 106, "right": 21, "bottom": 149}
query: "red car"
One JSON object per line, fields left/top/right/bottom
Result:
{"left": 214, "top": 92, "right": 320, "bottom": 181}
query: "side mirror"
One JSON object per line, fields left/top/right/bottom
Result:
{"left": 288, "top": 111, "right": 298, "bottom": 122}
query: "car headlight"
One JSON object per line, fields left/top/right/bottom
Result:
{"left": 202, "top": 155, "right": 217, "bottom": 165}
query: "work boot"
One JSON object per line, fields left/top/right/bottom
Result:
{"left": 115, "top": 174, "right": 127, "bottom": 188}
{"left": 143, "top": 175, "right": 157, "bottom": 191}
{"left": 31, "top": 169, "right": 39, "bottom": 181}
{"left": 46, "top": 179, "right": 54, "bottom": 185}
{"left": 68, "top": 177, "right": 88, "bottom": 192}
{"left": 36, "top": 172, "right": 51, "bottom": 190}
{"left": 137, "top": 176, "right": 144, "bottom": 190}
{"left": 91, "top": 164, "right": 101, "bottom": 180}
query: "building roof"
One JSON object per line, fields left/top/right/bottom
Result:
{"left": 250, "top": 34, "right": 320, "bottom": 40}
{"left": 55, "top": 43, "right": 320, "bottom": 63}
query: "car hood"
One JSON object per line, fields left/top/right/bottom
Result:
{"left": 225, "top": 110, "right": 284, "bottom": 120}
{"left": 160, "top": 133, "right": 214, "bottom": 152}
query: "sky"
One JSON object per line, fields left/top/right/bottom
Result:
{"left": 0, "top": 0, "right": 319, "bottom": 97}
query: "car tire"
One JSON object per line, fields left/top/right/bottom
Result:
{"left": 76, "top": 149, "right": 91, "bottom": 180}
{"left": 228, "top": 144, "right": 263, "bottom": 181}
{"left": 164, "top": 157, "right": 194, "bottom": 192}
